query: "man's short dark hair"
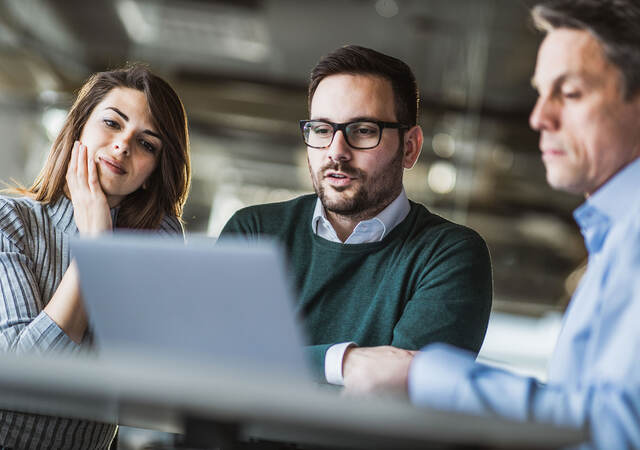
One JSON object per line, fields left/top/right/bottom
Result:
{"left": 532, "top": 0, "right": 640, "bottom": 100}
{"left": 308, "top": 45, "right": 419, "bottom": 127}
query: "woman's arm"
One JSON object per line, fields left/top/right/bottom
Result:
{"left": 42, "top": 261, "right": 87, "bottom": 343}
{"left": 44, "top": 141, "right": 113, "bottom": 343}
{"left": 0, "top": 232, "right": 81, "bottom": 353}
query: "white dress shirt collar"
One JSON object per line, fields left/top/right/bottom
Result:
{"left": 311, "top": 188, "right": 410, "bottom": 244}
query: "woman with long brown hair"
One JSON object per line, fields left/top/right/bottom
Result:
{"left": 0, "top": 64, "right": 191, "bottom": 449}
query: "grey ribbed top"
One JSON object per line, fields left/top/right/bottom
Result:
{"left": 0, "top": 194, "right": 182, "bottom": 450}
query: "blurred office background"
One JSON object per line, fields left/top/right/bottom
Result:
{"left": 0, "top": 0, "right": 586, "bottom": 443}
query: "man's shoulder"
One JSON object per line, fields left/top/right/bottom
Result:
{"left": 595, "top": 211, "right": 640, "bottom": 316}
{"left": 222, "top": 194, "right": 316, "bottom": 235}
{"left": 407, "top": 201, "right": 486, "bottom": 246}
{"left": 239, "top": 194, "right": 316, "bottom": 217}
{"left": 608, "top": 211, "right": 640, "bottom": 272}
{"left": 402, "top": 202, "right": 491, "bottom": 293}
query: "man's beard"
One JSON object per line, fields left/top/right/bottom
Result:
{"left": 311, "top": 146, "right": 404, "bottom": 219}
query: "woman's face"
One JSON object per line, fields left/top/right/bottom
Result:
{"left": 78, "top": 87, "right": 162, "bottom": 207}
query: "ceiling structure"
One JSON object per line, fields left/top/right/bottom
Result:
{"left": 0, "top": 0, "right": 586, "bottom": 311}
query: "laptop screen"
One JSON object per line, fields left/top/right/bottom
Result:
{"left": 72, "top": 234, "right": 311, "bottom": 381}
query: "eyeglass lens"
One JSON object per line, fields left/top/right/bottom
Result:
{"left": 303, "top": 121, "right": 381, "bottom": 149}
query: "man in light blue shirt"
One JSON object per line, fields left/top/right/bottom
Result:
{"left": 343, "top": 1, "right": 640, "bottom": 448}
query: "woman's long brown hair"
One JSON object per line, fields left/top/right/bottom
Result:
{"left": 12, "top": 64, "right": 191, "bottom": 229}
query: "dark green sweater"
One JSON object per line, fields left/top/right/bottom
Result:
{"left": 220, "top": 194, "right": 492, "bottom": 380}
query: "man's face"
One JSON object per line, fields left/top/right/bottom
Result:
{"left": 307, "top": 74, "right": 419, "bottom": 219}
{"left": 530, "top": 28, "right": 640, "bottom": 195}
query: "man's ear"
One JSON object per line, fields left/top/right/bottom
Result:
{"left": 402, "top": 125, "right": 423, "bottom": 169}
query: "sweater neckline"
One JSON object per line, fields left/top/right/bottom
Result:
{"left": 307, "top": 198, "right": 423, "bottom": 253}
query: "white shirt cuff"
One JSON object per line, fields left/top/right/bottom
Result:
{"left": 325, "top": 342, "right": 357, "bottom": 385}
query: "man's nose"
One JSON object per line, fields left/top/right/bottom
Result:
{"left": 327, "top": 130, "right": 352, "bottom": 163}
{"left": 529, "top": 95, "right": 559, "bottom": 132}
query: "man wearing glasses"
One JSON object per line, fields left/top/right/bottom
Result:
{"left": 221, "top": 45, "right": 492, "bottom": 388}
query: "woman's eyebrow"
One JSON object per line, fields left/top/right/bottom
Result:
{"left": 143, "top": 129, "right": 162, "bottom": 140}
{"left": 105, "top": 106, "right": 161, "bottom": 140}
{"left": 106, "top": 106, "right": 129, "bottom": 121}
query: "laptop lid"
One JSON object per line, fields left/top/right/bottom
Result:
{"left": 72, "top": 234, "right": 311, "bottom": 381}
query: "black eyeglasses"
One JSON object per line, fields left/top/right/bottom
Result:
{"left": 299, "top": 120, "right": 408, "bottom": 150}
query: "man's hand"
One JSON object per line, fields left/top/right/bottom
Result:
{"left": 342, "top": 346, "right": 417, "bottom": 396}
{"left": 66, "top": 141, "right": 113, "bottom": 236}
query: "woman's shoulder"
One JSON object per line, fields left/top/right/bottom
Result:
{"left": 0, "top": 195, "right": 39, "bottom": 245}
{"left": 157, "top": 215, "right": 184, "bottom": 236}
{"left": 0, "top": 195, "right": 40, "bottom": 225}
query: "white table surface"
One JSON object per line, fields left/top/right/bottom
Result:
{"left": 0, "top": 351, "right": 586, "bottom": 449}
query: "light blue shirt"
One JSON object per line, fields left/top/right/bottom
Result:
{"left": 408, "top": 157, "right": 640, "bottom": 449}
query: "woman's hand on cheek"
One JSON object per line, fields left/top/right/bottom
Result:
{"left": 66, "top": 141, "right": 113, "bottom": 236}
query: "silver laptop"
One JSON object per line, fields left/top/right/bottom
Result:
{"left": 72, "top": 234, "right": 311, "bottom": 381}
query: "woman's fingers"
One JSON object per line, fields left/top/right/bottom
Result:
{"left": 65, "top": 141, "right": 112, "bottom": 235}
{"left": 66, "top": 141, "right": 80, "bottom": 183}
{"left": 67, "top": 141, "right": 103, "bottom": 196}
{"left": 87, "top": 149, "right": 101, "bottom": 193}
{"left": 77, "top": 143, "right": 87, "bottom": 184}
{"left": 70, "top": 141, "right": 80, "bottom": 173}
